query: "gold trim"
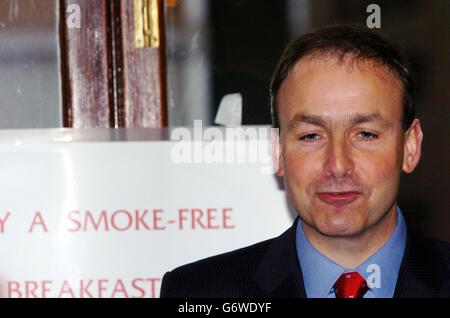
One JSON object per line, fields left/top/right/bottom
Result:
{"left": 134, "top": 0, "right": 160, "bottom": 48}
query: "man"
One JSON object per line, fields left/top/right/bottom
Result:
{"left": 160, "top": 24, "right": 450, "bottom": 298}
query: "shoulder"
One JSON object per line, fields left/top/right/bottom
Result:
{"left": 404, "top": 232, "right": 450, "bottom": 296}
{"left": 409, "top": 229, "right": 450, "bottom": 265}
{"left": 426, "top": 237, "right": 450, "bottom": 266}
{"left": 421, "top": 237, "right": 450, "bottom": 296}
{"left": 160, "top": 238, "right": 274, "bottom": 298}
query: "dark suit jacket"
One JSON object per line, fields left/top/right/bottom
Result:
{"left": 160, "top": 218, "right": 450, "bottom": 298}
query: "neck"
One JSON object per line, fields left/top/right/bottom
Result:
{"left": 302, "top": 205, "right": 398, "bottom": 269}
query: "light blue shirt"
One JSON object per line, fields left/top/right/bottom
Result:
{"left": 296, "top": 207, "right": 407, "bottom": 298}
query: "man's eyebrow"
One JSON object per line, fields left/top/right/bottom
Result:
{"left": 288, "top": 114, "right": 330, "bottom": 130}
{"left": 287, "top": 112, "right": 392, "bottom": 130}
{"left": 348, "top": 113, "right": 392, "bottom": 127}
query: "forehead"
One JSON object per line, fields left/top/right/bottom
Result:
{"left": 277, "top": 55, "right": 403, "bottom": 125}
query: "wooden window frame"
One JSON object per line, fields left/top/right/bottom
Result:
{"left": 59, "top": 0, "right": 167, "bottom": 128}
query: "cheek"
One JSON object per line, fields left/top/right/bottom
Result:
{"left": 357, "top": 147, "right": 402, "bottom": 190}
{"left": 282, "top": 150, "right": 321, "bottom": 191}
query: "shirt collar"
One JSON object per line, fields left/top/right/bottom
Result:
{"left": 296, "top": 206, "right": 407, "bottom": 298}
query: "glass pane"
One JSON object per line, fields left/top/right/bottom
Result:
{"left": 165, "top": 0, "right": 212, "bottom": 126}
{"left": 165, "top": 0, "right": 290, "bottom": 127}
{"left": 0, "top": 0, "right": 61, "bottom": 128}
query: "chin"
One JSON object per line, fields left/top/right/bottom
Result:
{"left": 316, "top": 223, "right": 364, "bottom": 237}
{"left": 313, "top": 213, "right": 366, "bottom": 237}
{"left": 315, "top": 201, "right": 368, "bottom": 234}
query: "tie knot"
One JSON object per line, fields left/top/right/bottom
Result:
{"left": 333, "top": 271, "right": 369, "bottom": 298}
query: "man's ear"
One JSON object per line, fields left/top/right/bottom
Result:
{"left": 271, "top": 128, "right": 284, "bottom": 176}
{"left": 402, "top": 119, "right": 423, "bottom": 173}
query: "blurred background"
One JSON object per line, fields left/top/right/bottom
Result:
{"left": 0, "top": 0, "right": 448, "bottom": 241}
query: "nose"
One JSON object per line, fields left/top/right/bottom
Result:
{"left": 323, "top": 138, "right": 355, "bottom": 178}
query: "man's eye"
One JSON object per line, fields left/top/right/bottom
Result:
{"left": 300, "top": 133, "right": 320, "bottom": 142}
{"left": 357, "top": 131, "right": 378, "bottom": 141}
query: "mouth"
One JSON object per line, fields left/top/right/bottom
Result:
{"left": 317, "top": 191, "right": 361, "bottom": 207}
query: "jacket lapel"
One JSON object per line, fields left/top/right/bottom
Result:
{"left": 394, "top": 226, "right": 450, "bottom": 298}
{"left": 253, "top": 218, "right": 450, "bottom": 298}
{"left": 253, "top": 217, "right": 307, "bottom": 298}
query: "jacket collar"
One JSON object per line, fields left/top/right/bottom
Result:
{"left": 253, "top": 217, "right": 307, "bottom": 297}
{"left": 394, "top": 225, "right": 450, "bottom": 298}
{"left": 253, "top": 217, "right": 450, "bottom": 298}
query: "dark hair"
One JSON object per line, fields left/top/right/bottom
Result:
{"left": 270, "top": 24, "right": 415, "bottom": 130}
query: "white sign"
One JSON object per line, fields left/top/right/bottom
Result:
{"left": 0, "top": 129, "right": 294, "bottom": 298}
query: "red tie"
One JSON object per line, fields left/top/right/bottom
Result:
{"left": 333, "top": 272, "right": 369, "bottom": 298}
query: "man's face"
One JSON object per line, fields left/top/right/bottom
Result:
{"left": 276, "top": 55, "right": 418, "bottom": 237}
